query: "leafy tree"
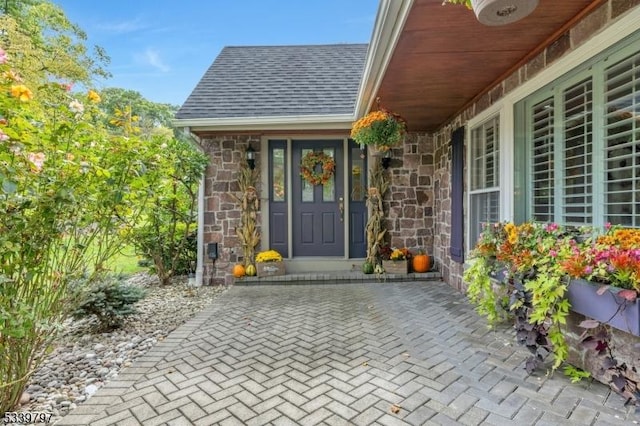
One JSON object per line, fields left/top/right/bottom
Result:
{"left": 130, "top": 135, "right": 207, "bottom": 285}
{"left": 1, "top": 0, "right": 110, "bottom": 86}
{"left": 99, "top": 87, "right": 179, "bottom": 139}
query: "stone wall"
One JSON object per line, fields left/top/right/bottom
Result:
{"left": 200, "top": 134, "right": 261, "bottom": 286}
{"left": 384, "top": 132, "right": 436, "bottom": 261}
{"left": 431, "top": 0, "right": 639, "bottom": 293}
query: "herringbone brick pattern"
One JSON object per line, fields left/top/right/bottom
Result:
{"left": 56, "top": 282, "right": 638, "bottom": 425}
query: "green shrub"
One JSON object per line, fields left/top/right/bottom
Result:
{"left": 70, "top": 274, "right": 146, "bottom": 330}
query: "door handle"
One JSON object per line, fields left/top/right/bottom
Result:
{"left": 338, "top": 197, "right": 344, "bottom": 222}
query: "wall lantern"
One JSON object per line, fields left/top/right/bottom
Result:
{"left": 246, "top": 145, "right": 256, "bottom": 170}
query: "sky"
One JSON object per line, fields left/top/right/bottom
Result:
{"left": 54, "top": 1, "right": 379, "bottom": 107}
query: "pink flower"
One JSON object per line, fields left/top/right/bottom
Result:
{"left": 0, "top": 129, "right": 8, "bottom": 142}
{"left": 28, "top": 152, "right": 45, "bottom": 172}
{"left": 545, "top": 223, "right": 558, "bottom": 232}
{"left": 0, "top": 48, "right": 7, "bottom": 64}
{"left": 605, "top": 222, "right": 612, "bottom": 231}
{"left": 549, "top": 249, "right": 558, "bottom": 258}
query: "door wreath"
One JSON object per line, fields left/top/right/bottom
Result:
{"left": 300, "top": 151, "right": 335, "bottom": 186}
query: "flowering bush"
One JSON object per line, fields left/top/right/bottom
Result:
{"left": 255, "top": 249, "right": 283, "bottom": 263}
{"left": 560, "top": 226, "right": 640, "bottom": 291}
{"left": 472, "top": 221, "right": 591, "bottom": 275}
{"left": 350, "top": 108, "right": 406, "bottom": 151}
{"left": 0, "top": 5, "right": 206, "bottom": 411}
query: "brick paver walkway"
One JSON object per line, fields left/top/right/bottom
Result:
{"left": 56, "top": 282, "right": 639, "bottom": 425}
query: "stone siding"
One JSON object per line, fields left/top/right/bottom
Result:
{"left": 384, "top": 132, "right": 436, "bottom": 262}
{"left": 200, "top": 135, "right": 261, "bottom": 286}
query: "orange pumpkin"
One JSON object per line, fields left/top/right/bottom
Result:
{"left": 412, "top": 253, "right": 430, "bottom": 273}
{"left": 232, "top": 264, "right": 246, "bottom": 278}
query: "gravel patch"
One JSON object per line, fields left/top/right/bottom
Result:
{"left": 16, "top": 273, "right": 227, "bottom": 424}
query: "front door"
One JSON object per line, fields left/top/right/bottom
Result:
{"left": 292, "top": 140, "right": 344, "bottom": 256}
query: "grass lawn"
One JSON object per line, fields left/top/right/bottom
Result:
{"left": 106, "top": 245, "right": 146, "bottom": 275}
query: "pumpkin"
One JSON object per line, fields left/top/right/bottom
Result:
{"left": 245, "top": 264, "right": 257, "bottom": 276}
{"left": 362, "top": 262, "right": 374, "bottom": 274}
{"left": 232, "top": 264, "right": 246, "bottom": 278}
{"left": 412, "top": 253, "right": 430, "bottom": 273}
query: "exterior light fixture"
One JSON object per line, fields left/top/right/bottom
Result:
{"left": 473, "top": 0, "right": 539, "bottom": 26}
{"left": 246, "top": 145, "right": 256, "bottom": 170}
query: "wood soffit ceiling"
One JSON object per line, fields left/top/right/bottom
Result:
{"left": 375, "top": 0, "right": 605, "bottom": 132}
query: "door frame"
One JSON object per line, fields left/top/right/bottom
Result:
{"left": 260, "top": 135, "right": 367, "bottom": 261}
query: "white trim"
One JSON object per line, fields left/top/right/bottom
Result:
{"left": 173, "top": 114, "right": 355, "bottom": 131}
{"left": 499, "top": 105, "right": 514, "bottom": 223}
{"left": 184, "top": 129, "right": 206, "bottom": 287}
{"left": 195, "top": 173, "right": 205, "bottom": 287}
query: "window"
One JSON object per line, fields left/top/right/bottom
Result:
{"left": 519, "top": 40, "right": 640, "bottom": 228}
{"left": 469, "top": 116, "right": 500, "bottom": 247}
{"left": 271, "top": 147, "right": 286, "bottom": 202}
{"left": 605, "top": 52, "right": 640, "bottom": 227}
{"left": 530, "top": 97, "right": 555, "bottom": 222}
{"left": 563, "top": 79, "right": 593, "bottom": 224}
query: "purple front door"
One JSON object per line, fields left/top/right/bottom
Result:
{"left": 292, "top": 140, "right": 344, "bottom": 257}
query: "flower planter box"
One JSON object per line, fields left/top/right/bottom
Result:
{"left": 567, "top": 279, "right": 640, "bottom": 336}
{"left": 382, "top": 260, "right": 409, "bottom": 274}
{"left": 256, "top": 261, "right": 285, "bottom": 277}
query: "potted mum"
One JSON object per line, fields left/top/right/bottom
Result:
{"left": 255, "top": 249, "right": 285, "bottom": 277}
{"left": 382, "top": 247, "right": 411, "bottom": 274}
{"left": 350, "top": 105, "right": 406, "bottom": 153}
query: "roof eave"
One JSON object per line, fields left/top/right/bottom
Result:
{"left": 173, "top": 113, "right": 356, "bottom": 132}
{"left": 354, "top": 0, "right": 414, "bottom": 118}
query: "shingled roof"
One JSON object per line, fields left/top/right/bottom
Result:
{"left": 175, "top": 44, "right": 368, "bottom": 121}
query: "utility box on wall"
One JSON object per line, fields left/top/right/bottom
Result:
{"left": 207, "top": 242, "right": 218, "bottom": 260}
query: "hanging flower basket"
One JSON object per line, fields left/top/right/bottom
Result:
{"left": 300, "top": 151, "right": 335, "bottom": 186}
{"left": 350, "top": 108, "right": 406, "bottom": 152}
